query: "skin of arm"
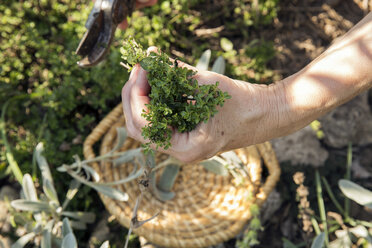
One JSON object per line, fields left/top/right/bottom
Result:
{"left": 121, "top": 12, "right": 372, "bottom": 163}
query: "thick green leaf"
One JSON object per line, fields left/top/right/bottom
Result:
{"left": 61, "top": 233, "right": 77, "bottom": 248}
{"left": 69, "top": 220, "right": 87, "bottom": 230}
{"left": 150, "top": 171, "right": 175, "bottom": 201}
{"left": 61, "top": 211, "right": 96, "bottom": 224}
{"left": 65, "top": 168, "right": 129, "bottom": 201}
{"left": 35, "top": 143, "right": 54, "bottom": 186}
{"left": 62, "top": 218, "right": 73, "bottom": 236}
{"left": 22, "top": 174, "right": 38, "bottom": 201}
{"left": 11, "top": 232, "right": 35, "bottom": 248}
{"left": 43, "top": 178, "right": 60, "bottom": 205}
{"left": 211, "top": 56, "right": 225, "bottom": 75}
{"left": 100, "top": 241, "right": 110, "bottom": 248}
{"left": 195, "top": 49, "right": 211, "bottom": 70}
{"left": 11, "top": 199, "right": 51, "bottom": 212}
{"left": 339, "top": 179, "right": 372, "bottom": 209}
{"left": 90, "top": 184, "right": 129, "bottom": 201}
{"left": 157, "top": 164, "right": 180, "bottom": 192}
{"left": 41, "top": 220, "right": 54, "bottom": 248}
{"left": 311, "top": 232, "right": 325, "bottom": 248}
{"left": 200, "top": 158, "right": 228, "bottom": 176}
{"left": 113, "top": 148, "right": 142, "bottom": 166}
{"left": 110, "top": 127, "right": 128, "bottom": 153}
{"left": 220, "top": 37, "right": 233, "bottom": 52}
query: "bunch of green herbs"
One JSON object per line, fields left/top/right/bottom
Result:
{"left": 121, "top": 39, "right": 231, "bottom": 151}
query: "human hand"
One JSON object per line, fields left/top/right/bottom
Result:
{"left": 121, "top": 48, "right": 281, "bottom": 163}
{"left": 118, "top": 0, "right": 158, "bottom": 30}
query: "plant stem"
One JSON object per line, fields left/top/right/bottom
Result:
{"left": 311, "top": 217, "right": 321, "bottom": 235}
{"left": 315, "top": 170, "right": 329, "bottom": 246}
{"left": 0, "top": 100, "right": 23, "bottom": 184}
{"left": 321, "top": 176, "right": 345, "bottom": 216}
{"left": 344, "top": 143, "right": 352, "bottom": 219}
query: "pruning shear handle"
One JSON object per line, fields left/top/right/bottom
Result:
{"left": 75, "top": 0, "right": 135, "bottom": 67}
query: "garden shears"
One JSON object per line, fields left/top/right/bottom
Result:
{"left": 75, "top": 0, "right": 135, "bottom": 67}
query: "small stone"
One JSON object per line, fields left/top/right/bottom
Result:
{"left": 59, "top": 142, "right": 71, "bottom": 151}
{"left": 72, "top": 135, "right": 83, "bottom": 145}
{"left": 320, "top": 93, "right": 372, "bottom": 148}
{"left": 272, "top": 125, "right": 328, "bottom": 167}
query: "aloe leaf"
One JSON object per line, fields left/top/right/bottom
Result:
{"left": 35, "top": 143, "right": 54, "bottom": 186}
{"left": 61, "top": 233, "right": 77, "bottom": 248}
{"left": 61, "top": 211, "right": 96, "bottom": 224}
{"left": 11, "top": 232, "right": 35, "bottom": 248}
{"left": 157, "top": 164, "right": 180, "bottom": 192}
{"left": 62, "top": 218, "right": 73, "bottom": 236}
{"left": 196, "top": 49, "right": 211, "bottom": 70}
{"left": 22, "top": 174, "right": 38, "bottom": 201}
{"left": 311, "top": 232, "right": 325, "bottom": 248}
{"left": 200, "top": 158, "right": 228, "bottom": 176}
{"left": 11, "top": 199, "right": 51, "bottom": 212}
{"left": 339, "top": 179, "right": 372, "bottom": 209}
{"left": 211, "top": 56, "right": 225, "bottom": 75}
{"left": 43, "top": 178, "right": 59, "bottom": 205}
{"left": 113, "top": 148, "right": 142, "bottom": 166}
{"left": 100, "top": 241, "right": 110, "bottom": 248}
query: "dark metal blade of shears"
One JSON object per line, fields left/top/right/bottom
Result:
{"left": 75, "top": 0, "right": 135, "bottom": 67}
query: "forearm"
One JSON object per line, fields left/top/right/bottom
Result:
{"left": 274, "top": 12, "right": 372, "bottom": 136}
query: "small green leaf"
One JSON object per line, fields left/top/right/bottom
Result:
{"left": 339, "top": 179, "right": 372, "bottom": 209}
{"left": 140, "top": 57, "right": 153, "bottom": 71}
{"left": 211, "top": 56, "right": 225, "bottom": 74}
{"left": 22, "top": 174, "right": 38, "bottom": 201}
{"left": 11, "top": 199, "right": 51, "bottom": 212}
{"left": 61, "top": 211, "right": 96, "bottom": 224}
{"left": 311, "top": 232, "right": 325, "bottom": 248}
{"left": 62, "top": 180, "right": 81, "bottom": 210}
{"left": 200, "top": 158, "right": 228, "bottom": 176}
{"left": 196, "top": 49, "right": 211, "bottom": 70}
{"left": 61, "top": 233, "right": 77, "bottom": 248}
{"left": 220, "top": 37, "right": 233, "bottom": 52}
{"left": 11, "top": 232, "right": 36, "bottom": 248}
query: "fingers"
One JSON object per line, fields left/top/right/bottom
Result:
{"left": 122, "top": 64, "right": 150, "bottom": 142}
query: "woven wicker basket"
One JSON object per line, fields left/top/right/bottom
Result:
{"left": 83, "top": 104, "right": 281, "bottom": 248}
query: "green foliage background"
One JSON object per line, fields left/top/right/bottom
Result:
{"left": 0, "top": 0, "right": 278, "bottom": 245}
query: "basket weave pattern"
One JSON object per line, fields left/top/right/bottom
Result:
{"left": 83, "top": 104, "right": 281, "bottom": 248}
